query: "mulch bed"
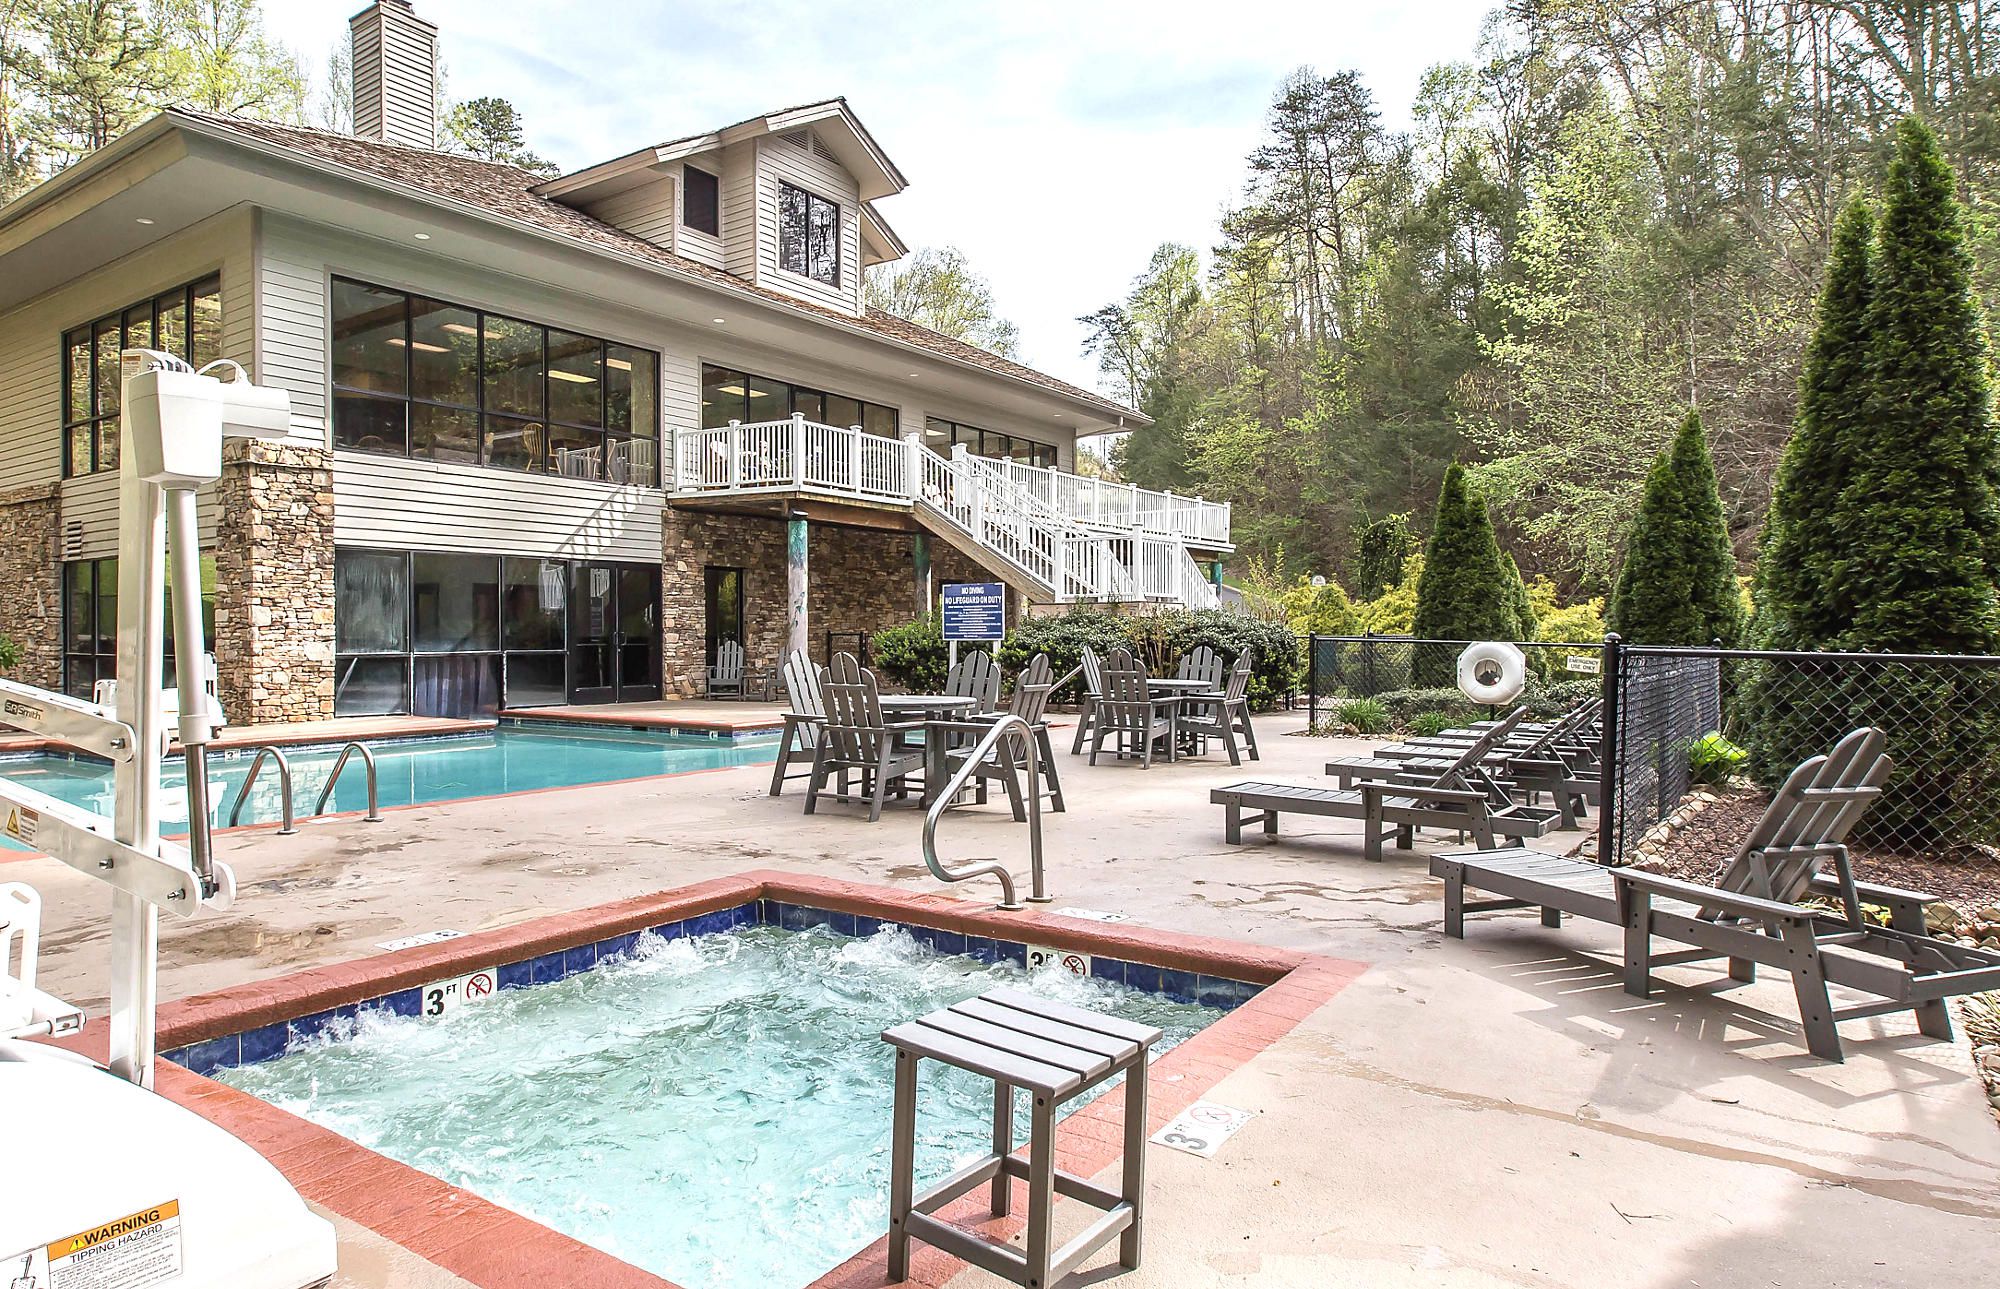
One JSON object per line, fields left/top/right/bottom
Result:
{"left": 1647, "top": 785, "right": 2000, "bottom": 918}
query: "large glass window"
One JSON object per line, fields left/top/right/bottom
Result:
{"left": 63, "top": 555, "right": 216, "bottom": 698}
{"left": 331, "top": 277, "right": 660, "bottom": 486}
{"left": 336, "top": 548, "right": 642, "bottom": 716}
{"left": 683, "top": 165, "right": 720, "bottom": 236}
{"left": 63, "top": 276, "right": 223, "bottom": 476}
{"left": 699, "top": 363, "right": 896, "bottom": 432}
{"left": 778, "top": 182, "right": 840, "bottom": 286}
{"left": 924, "top": 417, "right": 1057, "bottom": 468}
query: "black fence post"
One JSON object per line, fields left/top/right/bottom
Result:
{"left": 1363, "top": 630, "right": 1377, "bottom": 697}
{"left": 1307, "top": 634, "right": 1319, "bottom": 727}
{"left": 1597, "top": 633, "right": 1624, "bottom": 865}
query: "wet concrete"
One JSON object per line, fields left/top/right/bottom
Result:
{"left": 12, "top": 711, "right": 1998, "bottom": 1288}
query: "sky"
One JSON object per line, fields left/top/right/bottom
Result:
{"left": 265, "top": 0, "right": 1499, "bottom": 391}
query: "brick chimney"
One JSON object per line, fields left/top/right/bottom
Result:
{"left": 349, "top": 1, "right": 439, "bottom": 150}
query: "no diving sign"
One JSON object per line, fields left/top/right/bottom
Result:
{"left": 8, "top": 1199, "right": 184, "bottom": 1288}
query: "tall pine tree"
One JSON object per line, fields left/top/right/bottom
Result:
{"left": 1752, "top": 196, "right": 1876, "bottom": 650}
{"left": 1833, "top": 116, "right": 2000, "bottom": 654}
{"left": 1607, "top": 411, "right": 1743, "bottom": 646}
{"left": 1412, "top": 465, "right": 1520, "bottom": 681}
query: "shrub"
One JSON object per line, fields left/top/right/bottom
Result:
{"left": 1356, "top": 555, "right": 1422, "bottom": 635}
{"left": 869, "top": 614, "right": 948, "bottom": 692}
{"left": 1536, "top": 597, "right": 1606, "bottom": 646}
{"left": 1374, "top": 686, "right": 1477, "bottom": 728}
{"left": 1688, "top": 731, "right": 1749, "bottom": 785}
{"left": 0, "top": 634, "right": 20, "bottom": 672}
{"left": 1279, "top": 577, "right": 1361, "bottom": 637}
{"left": 996, "top": 610, "right": 1129, "bottom": 699}
{"left": 1335, "top": 697, "right": 1390, "bottom": 735}
{"left": 1409, "top": 711, "right": 1462, "bottom": 738}
{"left": 1173, "top": 610, "right": 1301, "bottom": 708}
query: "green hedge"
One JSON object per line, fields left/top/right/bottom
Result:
{"left": 1364, "top": 676, "right": 1598, "bottom": 734}
{"left": 870, "top": 607, "right": 1303, "bottom": 710}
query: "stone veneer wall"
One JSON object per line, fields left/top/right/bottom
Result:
{"left": 0, "top": 483, "right": 62, "bottom": 689}
{"left": 212, "top": 440, "right": 335, "bottom": 724}
{"left": 660, "top": 509, "right": 992, "bottom": 685}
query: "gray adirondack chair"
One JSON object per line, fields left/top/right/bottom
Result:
{"left": 948, "top": 652, "right": 1066, "bottom": 816}
{"left": 706, "top": 639, "right": 751, "bottom": 699}
{"left": 805, "top": 654, "right": 928, "bottom": 821}
{"left": 1212, "top": 708, "right": 1562, "bottom": 859}
{"left": 1070, "top": 645, "right": 1108, "bottom": 755}
{"left": 1089, "top": 652, "right": 1179, "bottom": 767}
{"left": 1178, "top": 650, "right": 1257, "bottom": 765}
{"left": 768, "top": 651, "right": 826, "bottom": 796}
{"left": 1432, "top": 727, "right": 2000, "bottom": 1061}
{"left": 1176, "top": 645, "right": 1225, "bottom": 688}
{"left": 944, "top": 648, "right": 1003, "bottom": 713}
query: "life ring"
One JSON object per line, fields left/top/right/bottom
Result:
{"left": 1458, "top": 641, "right": 1527, "bottom": 705}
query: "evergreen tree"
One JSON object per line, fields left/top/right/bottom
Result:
{"left": 1833, "top": 115, "right": 2000, "bottom": 655}
{"left": 1607, "top": 411, "right": 1744, "bottom": 646}
{"left": 1503, "top": 551, "right": 1537, "bottom": 641}
{"left": 1352, "top": 512, "right": 1417, "bottom": 599}
{"left": 1412, "top": 464, "right": 1519, "bottom": 681}
{"left": 1752, "top": 196, "right": 1876, "bottom": 651}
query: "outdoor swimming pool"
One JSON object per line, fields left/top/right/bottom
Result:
{"left": 210, "top": 919, "right": 1226, "bottom": 1289}
{"left": 0, "top": 723, "right": 776, "bottom": 846}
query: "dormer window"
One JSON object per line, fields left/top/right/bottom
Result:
{"left": 778, "top": 182, "right": 840, "bottom": 287}
{"left": 683, "top": 165, "right": 719, "bottom": 236}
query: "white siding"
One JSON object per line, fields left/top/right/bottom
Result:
{"left": 333, "top": 453, "right": 661, "bottom": 561}
{"left": 0, "top": 208, "right": 255, "bottom": 557}
{"left": 260, "top": 215, "right": 671, "bottom": 562}
{"left": 753, "top": 132, "right": 863, "bottom": 316}
{"left": 583, "top": 177, "right": 677, "bottom": 251}
{"left": 350, "top": 2, "right": 438, "bottom": 150}
{"left": 720, "top": 143, "right": 758, "bottom": 281}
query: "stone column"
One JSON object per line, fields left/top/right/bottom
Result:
{"left": 912, "top": 531, "right": 933, "bottom": 619}
{"left": 786, "top": 514, "right": 810, "bottom": 662}
{"left": 212, "top": 439, "right": 335, "bottom": 725}
{"left": 0, "top": 483, "right": 63, "bottom": 690}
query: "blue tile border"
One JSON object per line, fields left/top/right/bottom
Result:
{"left": 176, "top": 897, "right": 1263, "bottom": 1077}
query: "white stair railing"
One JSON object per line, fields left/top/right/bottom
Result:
{"left": 671, "top": 419, "right": 1225, "bottom": 607}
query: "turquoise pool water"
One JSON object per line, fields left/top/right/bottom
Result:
{"left": 216, "top": 924, "right": 1219, "bottom": 1289}
{"left": 0, "top": 723, "right": 776, "bottom": 845}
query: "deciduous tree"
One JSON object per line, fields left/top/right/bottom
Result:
{"left": 863, "top": 245, "right": 1021, "bottom": 358}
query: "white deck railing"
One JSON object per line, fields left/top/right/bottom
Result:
{"left": 670, "top": 414, "right": 1224, "bottom": 609}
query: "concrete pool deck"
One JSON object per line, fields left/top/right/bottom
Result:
{"left": 13, "top": 709, "right": 2000, "bottom": 1288}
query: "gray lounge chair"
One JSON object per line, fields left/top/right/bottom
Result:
{"left": 1431, "top": 727, "right": 2000, "bottom": 1061}
{"left": 1213, "top": 709, "right": 1562, "bottom": 859}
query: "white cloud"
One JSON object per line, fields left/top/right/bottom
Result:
{"left": 267, "top": 0, "right": 1496, "bottom": 389}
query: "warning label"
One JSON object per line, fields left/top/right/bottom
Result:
{"left": 6, "top": 1200, "right": 184, "bottom": 1289}
{"left": 2, "top": 804, "right": 36, "bottom": 846}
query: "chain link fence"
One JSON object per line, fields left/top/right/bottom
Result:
{"left": 1305, "top": 634, "right": 2000, "bottom": 861}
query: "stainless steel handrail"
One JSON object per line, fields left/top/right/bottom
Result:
{"left": 920, "top": 714, "right": 1049, "bottom": 911}
{"left": 227, "top": 745, "right": 296, "bottom": 835}
{"left": 311, "top": 742, "right": 381, "bottom": 821}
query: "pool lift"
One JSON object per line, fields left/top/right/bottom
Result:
{"left": 0, "top": 350, "right": 337, "bottom": 1288}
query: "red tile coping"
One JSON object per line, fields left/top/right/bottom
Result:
{"left": 49, "top": 871, "right": 1366, "bottom": 1289}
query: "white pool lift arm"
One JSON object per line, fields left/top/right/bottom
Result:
{"left": 0, "top": 349, "right": 288, "bottom": 1087}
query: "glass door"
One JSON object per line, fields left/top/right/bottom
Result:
{"left": 617, "top": 564, "right": 660, "bottom": 700}
{"left": 570, "top": 561, "right": 659, "bottom": 704}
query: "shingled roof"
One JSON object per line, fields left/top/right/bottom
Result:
{"left": 171, "top": 110, "right": 1138, "bottom": 423}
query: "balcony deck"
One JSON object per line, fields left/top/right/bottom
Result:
{"left": 670, "top": 415, "right": 1233, "bottom": 551}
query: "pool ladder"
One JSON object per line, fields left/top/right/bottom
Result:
{"left": 226, "top": 742, "right": 382, "bottom": 834}
{"left": 920, "top": 714, "right": 1050, "bottom": 911}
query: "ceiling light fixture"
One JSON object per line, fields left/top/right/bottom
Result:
{"left": 134, "top": 217, "right": 156, "bottom": 226}
{"left": 549, "top": 370, "right": 599, "bottom": 384}
{"left": 413, "top": 232, "right": 432, "bottom": 240}
{"left": 440, "top": 322, "right": 478, "bottom": 336}
{"left": 605, "top": 357, "right": 633, "bottom": 371}
{"left": 712, "top": 317, "right": 726, "bottom": 325}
